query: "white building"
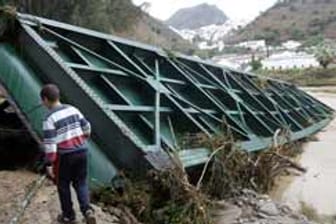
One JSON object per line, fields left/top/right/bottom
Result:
{"left": 213, "top": 54, "right": 251, "bottom": 69}
{"left": 215, "top": 58, "right": 241, "bottom": 69}
{"left": 262, "top": 51, "right": 319, "bottom": 70}
{"left": 213, "top": 52, "right": 267, "bottom": 69}
{"left": 236, "top": 40, "right": 266, "bottom": 51}
{"left": 198, "top": 41, "right": 225, "bottom": 51}
{"left": 282, "top": 40, "right": 302, "bottom": 50}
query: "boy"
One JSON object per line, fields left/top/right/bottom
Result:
{"left": 40, "top": 84, "right": 96, "bottom": 224}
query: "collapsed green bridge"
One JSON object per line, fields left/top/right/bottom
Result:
{"left": 0, "top": 13, "right": 334, "bottom": 184}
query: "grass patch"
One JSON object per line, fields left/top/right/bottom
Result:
{"left": 258, "top": 67, "right": 336, "bottom": 86}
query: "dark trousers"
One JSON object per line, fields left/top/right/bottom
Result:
{"left": 56, "top": 150, "right": 90, "bottom": 218}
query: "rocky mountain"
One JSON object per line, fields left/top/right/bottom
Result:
{"left": 1, "top": 0, "right": 195, "bottom": 54}
{"left": 166, "top": 3, "right": 228, "bottom": 30}
{"left": 166, "top": 3, "right": 240, "bottom": 52}
{"left": 229, "top": 0, "right": 336, "bottom": 44}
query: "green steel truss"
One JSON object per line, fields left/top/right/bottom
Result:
{"left": 0, "top": 14, "right": 334, "bottom": 182}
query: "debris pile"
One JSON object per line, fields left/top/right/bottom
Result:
{"left": 202, "top": 139, "right": 306, "bottom": 198}
{"left": 94, "top": 166, "right": 315, "bottom": 224}
{"left": 91, "top": 121, "right": 319, "bottom": 224}
{"left": 93, "top": 167, "right": 211, "bottom": 224}
{"left": 220, "top": 189, "right": 317, "bottom": 224}
{"left": 93, "top": 138, "right": 311, "bottom": 224}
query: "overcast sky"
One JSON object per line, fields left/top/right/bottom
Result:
{"left": 132, "top": 0, "right": 278, "bottom": 22}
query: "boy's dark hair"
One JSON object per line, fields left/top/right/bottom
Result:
{"left": 40, "top": 84, "right": 60, "bottom": 102}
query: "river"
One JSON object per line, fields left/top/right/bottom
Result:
{"left": 272, "top": 87, "right": 336, "bottom": 216}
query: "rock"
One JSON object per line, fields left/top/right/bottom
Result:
{"left": 259, "top": 194, "right": 270, "bottom": 201}
{"left": 258, "top": 202, "right": 280, "bottom": 216}
{"left": 239, "top": 206, "right": 254, "bottom": 219}
{"left": 213, "top": 200, "right": 233, "bottom": 209}
{"left": 212, "top": 203, "right": 242, "bottom": 224}
{"left": 91, "top": 204, "right": 121, "bottom": 224}
{"left": 276, "top": 216, "right": 307, "bottom": 224}
{"left": 256, "top": 211, "right": 269, "bottom": 219}
{"left": 242, "top": 189, "right": 257, "bottom": 196}
{"left": 236, "top": 200, "right": 244, "bottom": 207}
{"left": 279, "top": 204, "right": 292, "bottom": 214}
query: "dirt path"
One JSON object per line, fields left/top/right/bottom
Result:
{"left": 0, "top": 171, "right": 36, "bottom": 224}
{"left": 0, "top": 170, "right": 120, "bottom": 224}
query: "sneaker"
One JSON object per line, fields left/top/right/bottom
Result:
{"left": 84, "top": 209, "right": 96, "bottom": 224}
{"left": 57, "top": 214, "right": 77, "bottom": 224}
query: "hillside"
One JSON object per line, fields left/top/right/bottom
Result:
{"left": 166, "top": 3, "right": 228, "bottom": 29}
{"left": 229, "top": 0, "right": 336, "bottom": 44}
{"left": 1, "top": 0, "right": 194, "bottom": 53}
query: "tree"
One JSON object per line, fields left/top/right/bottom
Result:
{"left": 250, "top": 54, "right": 263, "bottom": 71}
{"left": 303, "top": 35, "right": 323, "bottom": 47}
{"left": 255, "top": 28, "right": 281, "bottom": 46}
{"left": 1, "top": 0, "right": 142, "bottom": 33}
{"left": 315, "top": 44, "right": 335, "bottom": 69}
{"left": 291, "top": 28, "right": 305, "bottom": 40}
{"left": 255, "top": 28, "right": 281, "bottom": 56}
{"left": 139, "top": 1, "right": 151, "bottom": 13}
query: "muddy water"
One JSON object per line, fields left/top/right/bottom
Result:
{"left": 273, "top": 89, "right": 336, "bottom": 215}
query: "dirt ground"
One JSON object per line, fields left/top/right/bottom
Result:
{"left": 0, "top": 170, "right": 36, "bottom": 224}
{"left": 0, "top": 170, "right": 119, "bottom": 224}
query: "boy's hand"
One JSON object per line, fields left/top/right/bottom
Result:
{"left": 46, "top": 165, "right": 55, "bottom": 180}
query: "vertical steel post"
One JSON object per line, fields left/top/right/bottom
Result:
{"left": 154, "top": 59, "right": 161, "bottom": 147}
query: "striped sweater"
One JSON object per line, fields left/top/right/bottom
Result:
{"left": 43, "top": 104, "right": 91, "bottom": 164}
